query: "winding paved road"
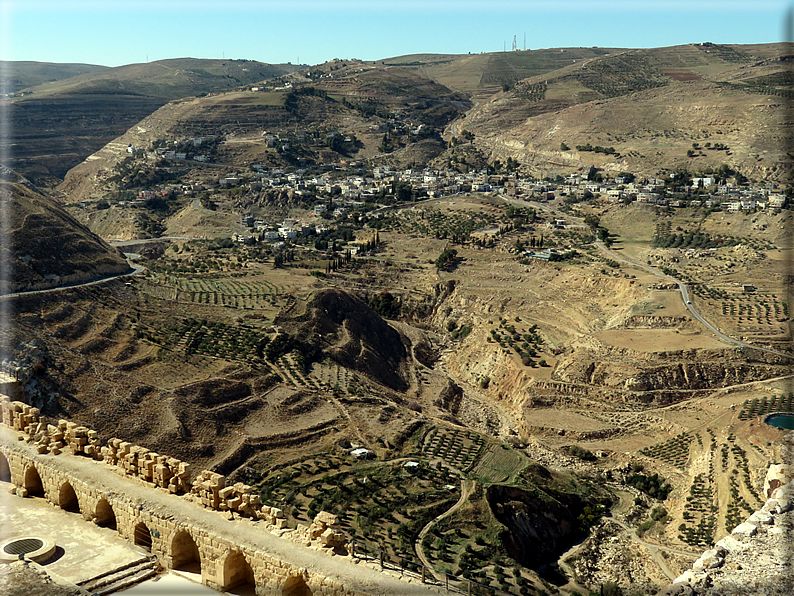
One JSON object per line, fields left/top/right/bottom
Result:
{"left": 3, "top": 236, "right": 198, "bottom": 299}
{"left": 502, "top": 195, "right": 793, "bottom": 360}
{"left": 595, "top": 239, "right": 793, "bottom": 360}
{"left": 0, "top": 256, "right": 144, "bottom": 300}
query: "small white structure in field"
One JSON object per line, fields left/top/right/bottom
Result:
{"left": 350, "top": 447, "right": 373, "bottom": 460}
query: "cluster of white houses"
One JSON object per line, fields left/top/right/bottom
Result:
{"left": 115, "top": 140, "right": 789, "bottom": 216}
{"left": 229, "top": 166, "right": 786, "bottom": 211}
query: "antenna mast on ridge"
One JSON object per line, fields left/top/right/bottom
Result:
{"left": 512, "top": 35, "right": 517, "bottom": 52}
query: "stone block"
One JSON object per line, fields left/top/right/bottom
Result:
{"left": 692, "top": 549, "right": 723, "bottom": 570}
{"left": 747, "top": 510, "right": 773, "bottom": 525}
{"left": 732, "top": 522, "right": 757, "bottom": 536}
{"left": 771, "top": 486, "right": 794, "bottom": 500}
{"left": 314, "top": 511, "right": 339, "bottom": 527}
{"left": 715, "top": 535, "right": 748, "bottom": 553}
{"left": 762, "top": 497, "right": 792, "bottom": 514}
{"left": 319, "top": 528, "right": 345, "bottom": 548}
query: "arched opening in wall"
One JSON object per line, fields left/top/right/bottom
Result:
{"left": 223, "top": 550, "right": 256, "bottom": 595}
{"left": 23, "top": 465, "right": 44, "bottom": 498}
{"left": 133, "top": 522, "right": 152, "bottom": 551}
{"left": 58, "top": 482, "right": 80, "bottom": 513}
{"left": 171, "top": 530, "right": 201, "bottom": 573}
{"left": 0, "top": 452, "right": 10, "bottom": 483}
{"left": 282, "top": 576, "right": 312, "bottom": 596}
{"left": 94, "top": 498, "right": 117, "bottom": 530}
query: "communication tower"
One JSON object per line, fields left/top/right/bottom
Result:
{"left": 512, "top": 35, "right": 517, "bottom": 52}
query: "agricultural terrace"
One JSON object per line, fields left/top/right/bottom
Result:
{"left": 420, "top": 485, "right": 540, "bottom": 596}
{"left": 637, "top": 416, "right": 769, "bottom": 551}
{"left": 598, "top": 202, "right": 792, "bottom": 351}
{"left": 487, "top": 317, "right": 551, "bottom": 369}
{"left": 253, "top": 423, "right": 532, "bottom": 579}
{"left": 255, "top": 451, "right": 461, "bottom": 564}
{"left": 137, "top": 312, "right": 375, "bottom": 393}
{"left": 738, "top": 393, "right": 794, "bottom": 419}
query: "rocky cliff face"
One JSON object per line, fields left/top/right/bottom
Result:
{"left": 486, "top": 467, "right": 608, "bottom": 568}
{"left": 553, "top": 342, "right": 788, "bottom": 403}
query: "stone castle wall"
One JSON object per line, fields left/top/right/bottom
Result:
{"left": 0, "top": 395, "right": 425, "bottom": 596}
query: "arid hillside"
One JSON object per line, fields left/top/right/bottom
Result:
{"left": 454, "top": 43, "right": 793, "bottom": 181}
{"left": 57, "top": 68, "right": 471, "bottom": 204}
{"left": 2, "top": 168, "right": 129, "bottom": 293}
{"left": 0, "top": 60, "right": 107, "bottom": 94}
{"left": 4, "top": 58, "right": 301, "bottom": 186}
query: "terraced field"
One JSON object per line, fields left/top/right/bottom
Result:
{"left": 471, "top": 444, "right": 528, "bottom": 483}
{"left": 737, "top": 393, "right": 794, "bottom": 419}
{"left": 422, "top": 427, "right": 485, "bottom": 472}
{"left": 256, "top": 453, "right": 458, "bottom": 562}
{"left": 639, "top": 432, "right": 693, "bottom": 469}
{"left": 310, "top": 362, "right": 360, "bottom": 394}
{"left": 143, "top": 276, "right": 287, "bottom": 309}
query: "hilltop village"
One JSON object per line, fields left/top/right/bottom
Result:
{"left": 88, "top": 135, "right": 789, "bottom": 251}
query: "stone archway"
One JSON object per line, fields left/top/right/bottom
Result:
{"left": 58, "top": 482, "right": 80, "bottom": 513}
{"left": 0, "top": 452, "right": 10, "bottom": 483}
{"left": 172, "top": 530, "right": 201, "bottom": 573}
{"left": 23, "top": 465, "right": 44, "bottom": 497}
{"left": 133, "top": 522, "right": 153, "bottom": 551}
{"left": 222, "top": 550, "right": 256, "bottom": 594}
{"left": 94, "top": 498, "right": 117, "bottom": 530}
{"left": 282, "top": 576, "right": 312, "bottom": 596}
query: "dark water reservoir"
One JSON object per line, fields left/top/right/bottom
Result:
{"left": 764, "top": 413, "right": 794, "bottom": 430}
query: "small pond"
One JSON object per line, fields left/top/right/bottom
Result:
{"left": 764, "top": 413, "right": 794, "bottom": 430}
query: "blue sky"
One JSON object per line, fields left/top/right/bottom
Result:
{"left": 3, "top": 1, "right": 792, "bottom": 67}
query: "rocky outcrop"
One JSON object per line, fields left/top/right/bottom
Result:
{"left": 657, "top": 433, "right": 794, "bottom": 596}
{"left": 276, "top": 289, "right": 410, "bottom": 392}
{"left": 485, "top": 473, "right": 607, "bottom": 568}
{"left": 623, "top": 362, "right": 782, "bottom": 392}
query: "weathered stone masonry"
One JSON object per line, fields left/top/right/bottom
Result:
{"left": 0, "top": 397, "right": 437, "bottom": 596}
